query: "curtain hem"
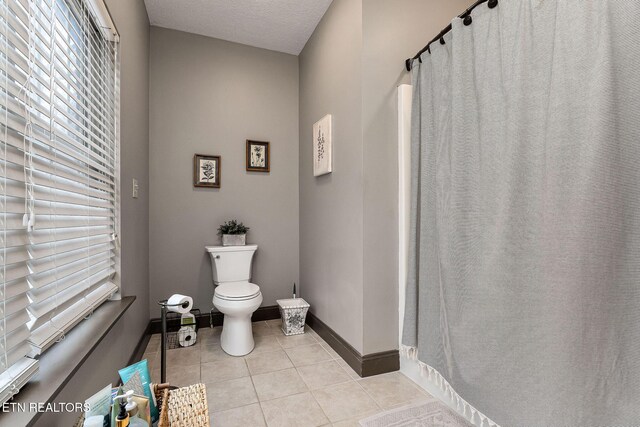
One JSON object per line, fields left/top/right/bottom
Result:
{"left": 400, "top": 345, "right": 500, "bottom": 427}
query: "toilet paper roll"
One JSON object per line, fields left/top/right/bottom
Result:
{"left": 178, "top": 326, "right": 197, "bottom": 347}
{"left": 166, "top": 294, "right": 193, "bottom": 314}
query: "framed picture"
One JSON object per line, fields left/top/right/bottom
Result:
{"left": 313, "top": 114, "right": 332, "bottom": 176}
{"left": 246, "top": 140, "right": 270, "bottom": 172}
{"left": 193, "top": 154, "right": 221, "bottom": 188}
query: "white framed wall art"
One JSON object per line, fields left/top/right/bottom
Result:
{"left": 313, "top": 114, "right": 332, "bottom": 176}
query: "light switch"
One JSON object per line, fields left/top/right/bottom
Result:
{"left": 132, "top": 178, "right": 139, "bottom": 198}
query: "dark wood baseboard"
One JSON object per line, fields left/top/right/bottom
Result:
{"left": 306, "top": 311, "right": 399, "bottom": 378}
{"left": 361, "top": 349, "right": 400, "bottom": 377}
{"left": 305, "top": 311, "right": 362, "bottom": 375}
{"left": 251, "top": 304, "right": 281, "bottom": 322}
{"left": 148, "top": 305, "right": 280, "bottom": 334}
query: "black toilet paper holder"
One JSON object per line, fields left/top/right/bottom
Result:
{"left": 157, "top": 299, "right": 194, "bottom": 384}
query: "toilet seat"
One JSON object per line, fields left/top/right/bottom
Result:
{"left": 215, "top": 282, "right": 260, "bottom": 301}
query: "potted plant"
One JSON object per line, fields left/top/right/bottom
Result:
{"left": 217, "top": 220, "right": 250, "bottom": 246}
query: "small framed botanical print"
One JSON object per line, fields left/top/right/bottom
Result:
{"left": 246, "top": 140, "right": 270, "bottom": 172}
{"left": 313, "top": 114, "right": 332, "bottom": 176}
{"left": 194, "top": 154, "right": 221, "bottom": 188}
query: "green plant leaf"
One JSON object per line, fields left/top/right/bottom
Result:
{"left": 217, "top": 219, "right": 250, "bottom": 236}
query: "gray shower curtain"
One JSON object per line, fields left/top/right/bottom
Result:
{"left": 402, "top": 1, "right": 640, "bottom": 426}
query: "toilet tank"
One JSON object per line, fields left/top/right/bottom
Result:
{"left": 205, "top": 245, "right": 258, "bottom": 284}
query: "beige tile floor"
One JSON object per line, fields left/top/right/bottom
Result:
{"left": 141, "top": 319, "right": 434, "bottom": 427}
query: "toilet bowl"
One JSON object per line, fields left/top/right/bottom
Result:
{"left": 206, "top": 245, "right": 261, "bottom": 356}
{"left": 213, "top": 283, "right": 262, "bottom": 356}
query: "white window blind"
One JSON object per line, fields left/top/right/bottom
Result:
{"left": 0, "top": 0, "right": 119, "bottom": 404}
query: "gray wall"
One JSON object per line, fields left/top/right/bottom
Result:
{"left": 300, "top": 0, "right": 473, "bottom": 355}
{"left": 361, "top": 0, "right": 475, "bottom": 353}
{"left": 34, "top": 0, "right": 151, "bottom": 425}
{"left": 299, "top": 0, "right": 364, "bottom": 353}
{"left": 148, "top": 28, "right": 299, "bottom": 316}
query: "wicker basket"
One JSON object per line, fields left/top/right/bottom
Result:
{"left": 154, "top": 383, "right": 172, "bottom": 427}
{"left": 73, "top": 413, "right": 84, "bottom": 427}
{"left": 155, "top": 383, "right": 209, "bottom": 427}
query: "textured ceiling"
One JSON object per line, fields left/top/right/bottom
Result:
{"left": 144, "top": 0, "right": 333, "bottom": 55}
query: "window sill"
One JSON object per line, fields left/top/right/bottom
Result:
{"left": 1, "top": 296, "right": 136, "bottom": 427}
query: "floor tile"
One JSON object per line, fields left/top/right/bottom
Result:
{"left": 206, "top": 376, "right": 258, "bottom": 412}
{"left": 260, "top": 392, "right": 329, "bottom": 427}
{"left": 312, "top": 381, "right": 379, "bottom": 423}
{"left": 252, "top": 368, "right": 308, "bottom": 401}
{"left": 251, "top": 334, "right": 283, "bottom": 355}
{"left": 337, "top": 359, "right": 360, "bottom": 379}
{"left": 304, "top": 325, "right": 320, "bottom": 339}
{"left": 358, "top": 372, "right": 431, "bottom": 409}
{"left": 144, "top": 321, "right": 453, "bottom": 427}
{"left": 210, "top": 403, "right": 266, "bottom": 427}
{"left": 166, "top": 345, "right": 200, "bottom": 367}
{"left": 166, "top": 364, "right": 200, "bottom": 387}
{"left": 266, "top": 319, "right": 282, "bottom": 329}
{"left": 144, "top": 352, "right": 158, "bottom": 373}
{"left": 201, "top": 358, "right": 249, "bottom": 384}
{"left": 285, "top": 343, "right": 333, "bottom": 367}
{"left": 145, "top": 336, "right": 160, "bottom": 353}
{"left": 246, "top": 349, "right": 293, "bottom": 375}
{"left": 149, "top": 367, "right": 161, "bottom": 384}
{"left": 319, "top": 342, "right": 340, "bottom": 359}
{"left": 296, "top": 360, "right": 351, "bottom": 390}
{"left": 142, "top": 348, "right": 158, "bottom": 362}
{"left": 276, "top": 333, "right": 318, "bottom": 349}
{"left": 253, "top": 321, "right": 278, "bottom": 336}
{"left": 199, "top": 326, "right": 223, "bottom": 346}
{"left": 201, "top": 342, "right": 236, "bottom": 363}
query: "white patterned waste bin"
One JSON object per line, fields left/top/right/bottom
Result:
{"left": 277, "top": 298, "right": 310, "bottom": 336}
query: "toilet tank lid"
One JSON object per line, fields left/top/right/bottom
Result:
{"left": 206, "top": 244, "right": 258, "bottom": 253}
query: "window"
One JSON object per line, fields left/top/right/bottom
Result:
{"left": 1, "top": 0, "right": 119, "bottom": 404}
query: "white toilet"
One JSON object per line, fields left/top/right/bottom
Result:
{"left": 206, "top": 244, "right": 262, "bottom": 356}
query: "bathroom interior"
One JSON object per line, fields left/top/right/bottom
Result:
{"left": 1, "top": 0, "right": 639, "bottom": 426}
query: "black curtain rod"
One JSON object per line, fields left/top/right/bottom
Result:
{"left": 404, "top": 0, "right": 498, "bottom": 71}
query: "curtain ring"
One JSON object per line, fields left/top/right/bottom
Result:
{"left": 439, "top": 37, "right": 445, "bottom": 45}
{"left": 488, "top": 0, "right": 498, "bottom": 9}
{"left": 463, "top": 15, "right": 473, "bottom": 26}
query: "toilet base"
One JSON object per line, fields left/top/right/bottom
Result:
{"left": 220, "top": 314, "right": 256, "bottom": 356}
{"left": 213, "top": 292, "right": 262, "bottom": 357}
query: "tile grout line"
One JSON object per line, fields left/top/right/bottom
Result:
{"left": 298, "top": 328, "right": 370, "bottom": 425}
{"left": 245, "top": 357, "right": 269, "bottom": 427}
{"left": 290, "top": 357, "right": 333, "bottom": 425}
{"left": 260, "top": 328, "right": 331, "bottom": 425}
{"left": 308, "top": 377, "right": 353, "bottom": 425}
{"left": 210, "top": 401, "right": 265, "bottom": 425}
{"left": 353, "top": 374, "right": 384, "bottom": 415}
{"left": 186, "top": 325, "right": 371, "bottom": 425}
